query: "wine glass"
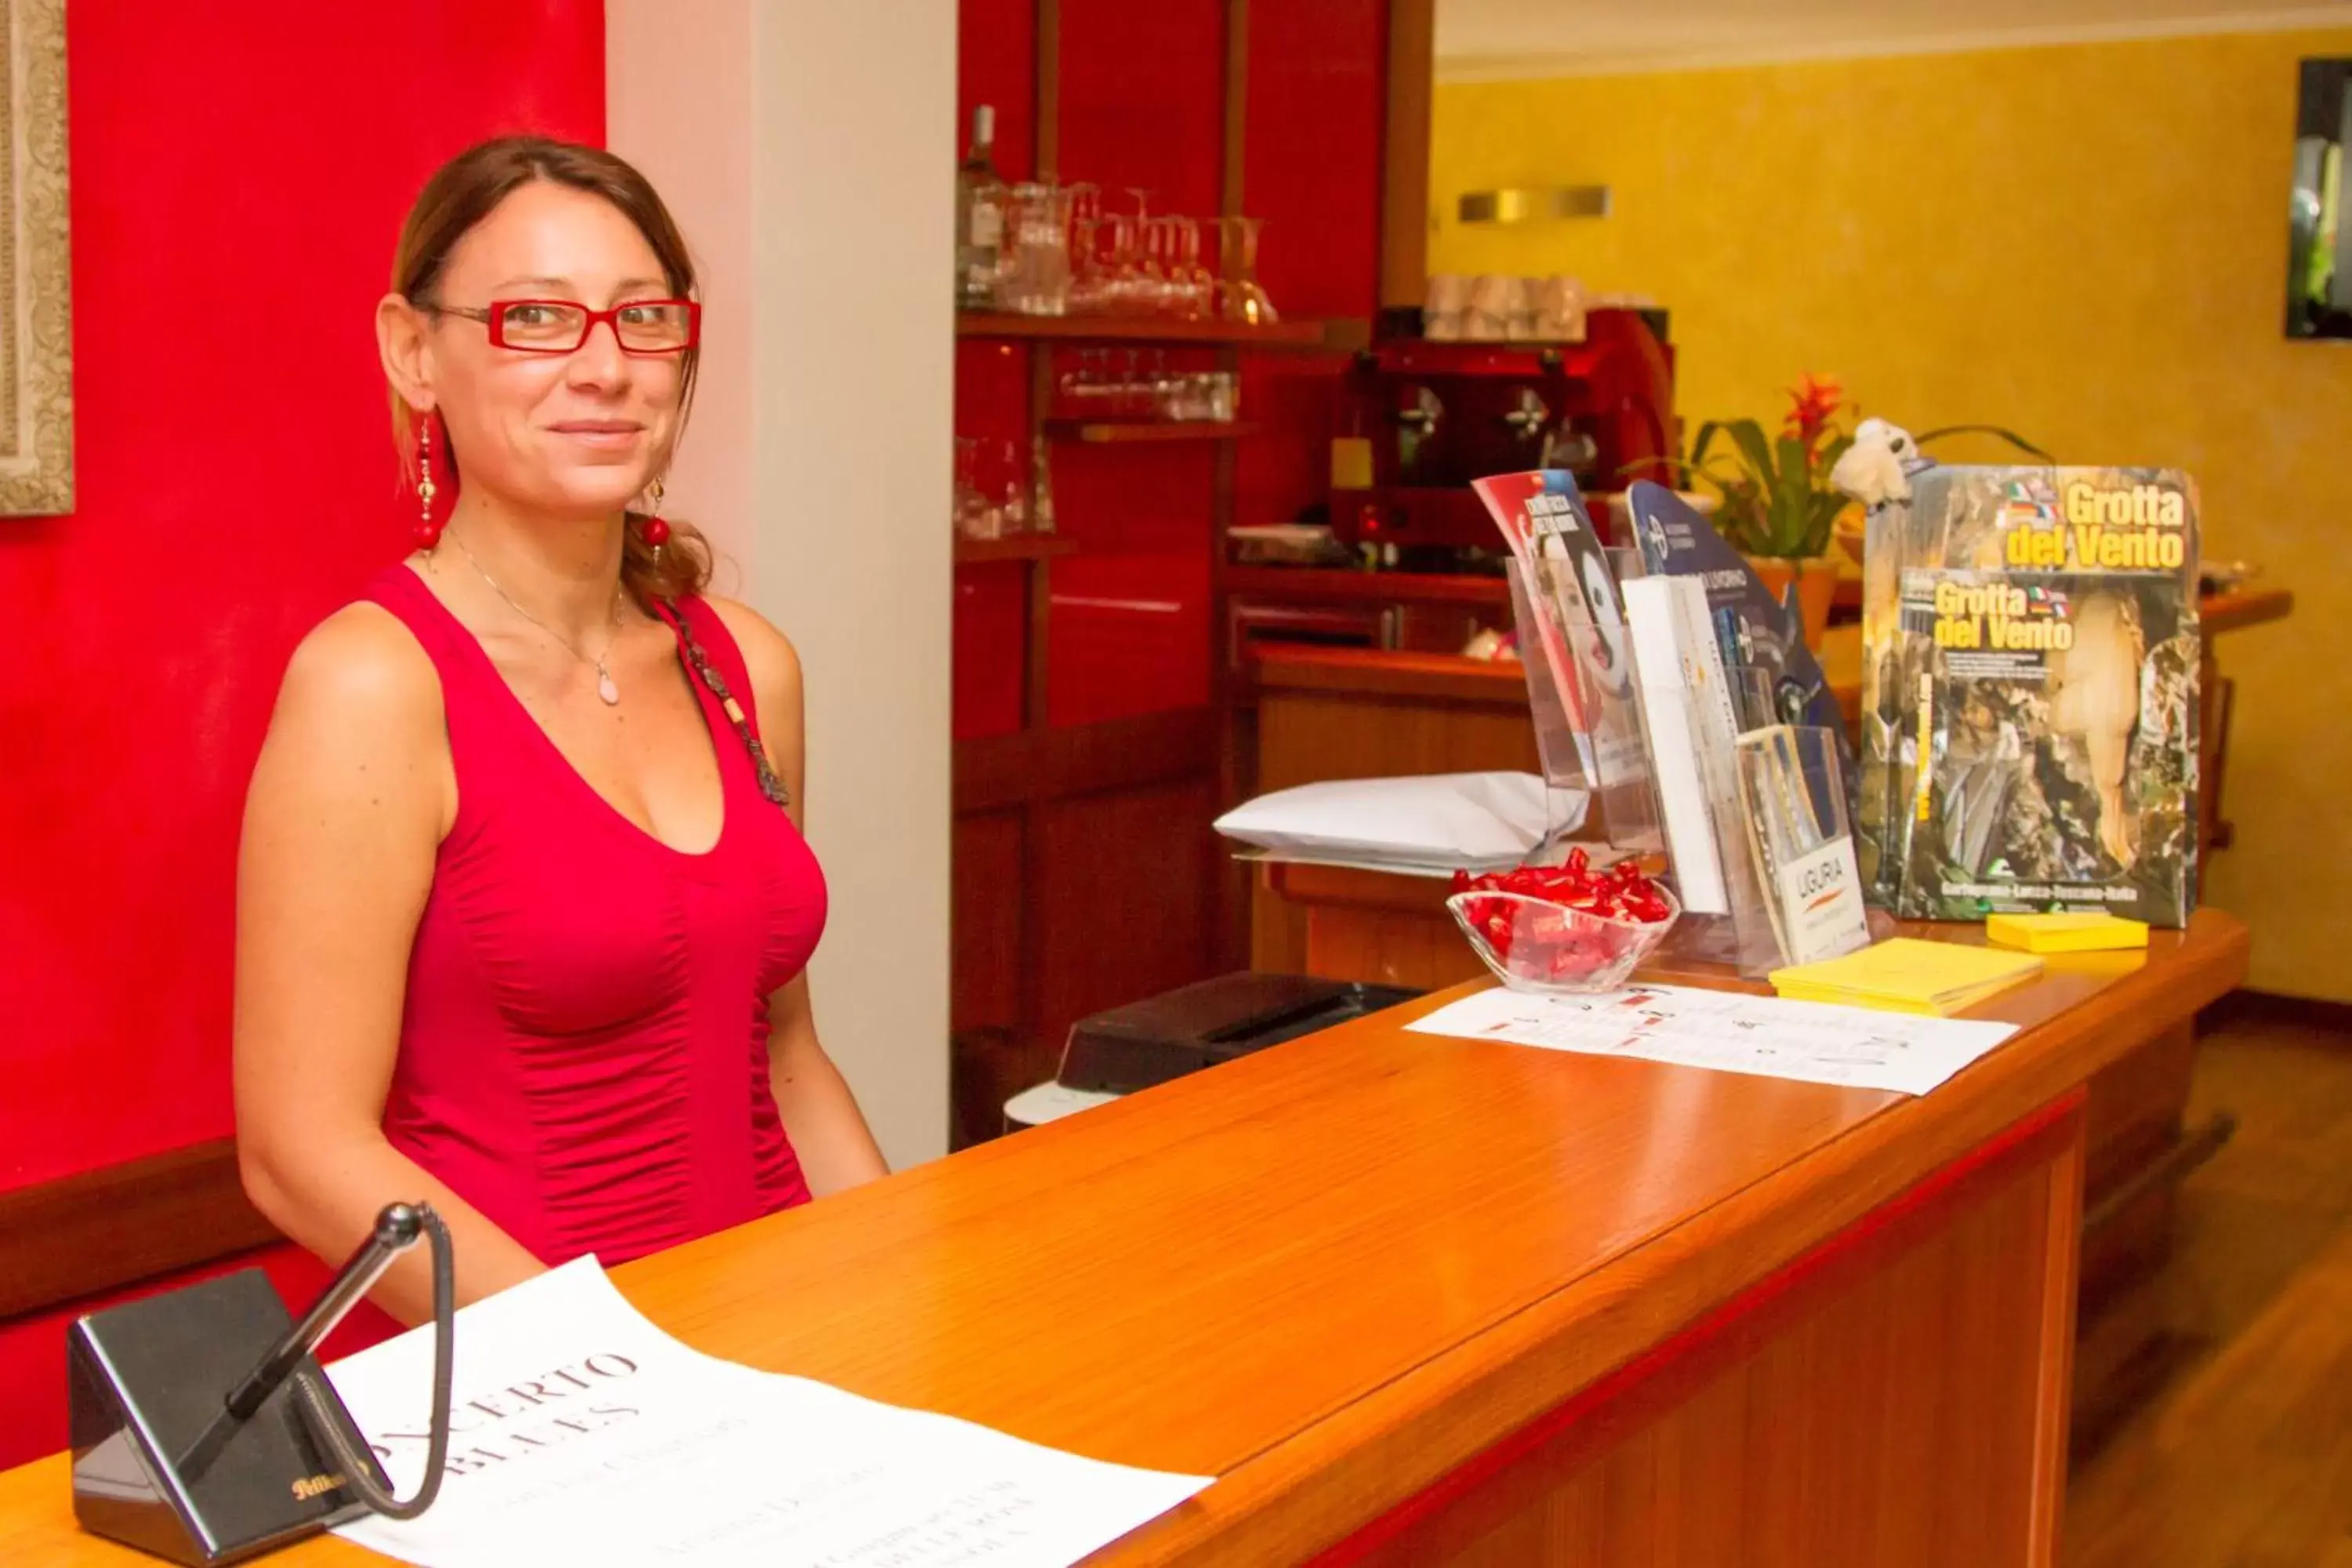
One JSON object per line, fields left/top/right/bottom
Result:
{"left": 1220, "top": 216, "right": 1278, "bottom": 326}
{"left": 1172, "top": 216, "right": 1215, "bottom": 320}
{"left": 1123, "top": 189, "right": 1164, "bottom": 315}
{"left": 1064, "top": 182, "right": 1106, "bottom": 314}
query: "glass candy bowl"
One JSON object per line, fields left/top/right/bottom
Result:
{"left": 1446, "top": 885, "right": 1680, "bottom": 996}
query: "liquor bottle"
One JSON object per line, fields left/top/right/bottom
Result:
{"left": 955, "top": 105, "right": 1004, "bottom": 311}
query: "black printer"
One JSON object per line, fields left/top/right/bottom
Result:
{"left": 1057, "top": 972, "right": 1421, "bottom": 1096}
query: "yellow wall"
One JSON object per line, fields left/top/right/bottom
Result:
{"left": 1433, "top": 30, "right": 2352, "bottom": 999}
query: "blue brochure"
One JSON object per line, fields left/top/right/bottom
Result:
{"left": 1624, "top": 481, "right": 1859, "bottom": 822}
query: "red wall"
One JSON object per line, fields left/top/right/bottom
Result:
{"left": 0, "top": 0, "right": 604, "bottom": 1468}
{"left": 950, "top": 0, "right": 1388, "bottom": 734}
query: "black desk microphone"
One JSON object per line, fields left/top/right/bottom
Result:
{"left": 69, "top": 1202, "right": 458, "bottom": 1566}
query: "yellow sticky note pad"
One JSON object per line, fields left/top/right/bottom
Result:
{"left": 1769, "top": 938, "right": 2044, "bottom": 1016}
{"left": 1984, "top": 913, "right": 2150, "bottom": 954}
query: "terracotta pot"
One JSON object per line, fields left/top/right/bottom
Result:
{"left": 1743, "top": 554, "right": 1838, "bottom": 650}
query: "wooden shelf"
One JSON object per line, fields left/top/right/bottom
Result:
{"left": 954, "top": 533, "right": 1080, "bottom": 567}
{"left": 956, "top": 311, "right": 1370, "bottom": 353}
{"left": 1221, "top": 565, "right": 1513, "bottom": 608}
{"left": 1044, "top": 419, "right": 1258, "bottom": 445}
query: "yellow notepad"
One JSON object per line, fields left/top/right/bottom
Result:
{"left": 1984, "top": 912, "right": 2150, "bottom": 954}
{"left": 1769, "top": 938, "right": 2044, "bottom": 1017}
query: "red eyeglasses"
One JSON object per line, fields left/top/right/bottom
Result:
{"left": 428, "top": 298, "right": 700, "bottom": 354}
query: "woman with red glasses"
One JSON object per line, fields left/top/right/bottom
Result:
{"left": 230, "top": 136, "right": 887, "bottom": 1323}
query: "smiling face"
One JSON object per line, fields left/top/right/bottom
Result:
{"left": 386, "top": 180, "right": 688, "bottom": 522}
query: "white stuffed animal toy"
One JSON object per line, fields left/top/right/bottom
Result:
{"left": 1831, "top": 417, "right": 1921, "bottom": 506}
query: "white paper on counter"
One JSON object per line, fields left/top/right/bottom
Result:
{"left": 1407, "top": 982, "right": 2019, "bottom": 1097}
{"left": 325, "top": 1258, "right": 1209, "bottom": 1568}
{"left": 1212, "top": 771, "right": 1589, "bottom": 873}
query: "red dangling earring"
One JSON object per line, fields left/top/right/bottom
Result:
{"left": 412, "top": 412, "right": 443, "bottom": 550}
{"left": 642, "top": 475, "right": 670, "bottom": 563}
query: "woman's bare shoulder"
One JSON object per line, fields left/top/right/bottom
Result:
{"left": 267, "top": 600, "right": 445, "bottom": 750}
{"left": 700, "top": 595, "right": 804, "bottom": 707}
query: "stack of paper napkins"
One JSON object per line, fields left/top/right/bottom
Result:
{"left": 1769, "top": 938, "right": 2044, "bottom": 1017}
{"left": 1212, "top": 772, "right": 1588, "bottom": 875}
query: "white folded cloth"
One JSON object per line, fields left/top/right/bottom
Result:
{"left": 1214, "top": 771, "right": 1589, "bottom": 875}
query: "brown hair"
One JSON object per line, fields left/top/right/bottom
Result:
{"left": 390, "top": 135, "right": 712, "bottom": 604}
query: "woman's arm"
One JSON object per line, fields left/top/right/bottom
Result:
{"left": 234, "top": 605, "right": 547, "bottom": 1323}
{"left": 708, "top": 598, "right": 890, "bottom": 1196}
{"left": 767, "top": 974, "right": 889, "bottom": 1196}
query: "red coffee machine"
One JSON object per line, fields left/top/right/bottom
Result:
{"left": 1329, "top": 307, "right": 1676, "bottom": 554}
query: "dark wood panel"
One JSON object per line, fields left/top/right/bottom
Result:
{"left": 954, "top": 707, "right": 1220, "bottom": 814}
{"left": 1041, "top": 705, "right": 1217, "bottom": 799}
{"left": 1036, "top": 777, "right": 1222, "bottom": 1061}
{"left": 952, "top": 810, "right": 1026, "bottom": 1035}
{"left": 1256, "top": 688, "right": 1537, "bottom": 794}
{"left": 1221, "top": 0, "right": 1247, "bottom": 220}
{"left": 954, "top": 729, "right": 1036, "bottom": 815}
{"left": 1225, "top": 567, "right": 1512, "bottom": 608}
{"left": 1251, "top": 646, "right": 1530, "bottom": 706}
{"left": 0, "top": 1140, "right": 278, "bottom": 1321}
{"left": 2201, "top": 985, "right": 2352, "bottom": 1037}
{"left": 2080, "top": 1022, "right": 2197, "bottom": 1201}
{"left": 953, "top": 533, "right": 1077, "bottom": 566}
{"left": 1033, "top": 0, "right": 1059, "bottom": 179}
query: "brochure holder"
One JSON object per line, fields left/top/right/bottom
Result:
{"left": 1500, "top": 554, "right": 1866, "bottom": 978}
{"left": 1504, "top": 559, "right": 1661, "bottom": 861}
{"left": 1733, "top": 724, "right": 1874, "bottom": 968}
{"left": 1645, "top": 652, "right": 1786, "bottom": 977}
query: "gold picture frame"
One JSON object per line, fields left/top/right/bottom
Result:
{"left": 0, "top": 0, "right": 68, "bottom": 515}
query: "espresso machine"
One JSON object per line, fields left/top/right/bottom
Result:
{"left": 1328, "top": 307, "right": 1676, "bottom": 561}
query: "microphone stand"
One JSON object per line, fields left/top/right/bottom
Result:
{"left": 69, "top": 1201, "right": 460, "bottom": 1564}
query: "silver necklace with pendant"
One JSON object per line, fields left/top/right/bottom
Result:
{"left": 444, "top": 526, "right": 626, "bottom": 705}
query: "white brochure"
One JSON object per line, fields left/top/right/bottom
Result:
{"left": 325, "top": 1258, "right": 1210, "bottom": 1567}
{"left": 1408, "top": 981, "right": 2020, "bottom": 1097}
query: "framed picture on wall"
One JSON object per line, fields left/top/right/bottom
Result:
{"left": 0, "top": 0, "right": 68, "bottom": 515}
{"left": 2289, "top": 58, "right": 2352, "bottom": 340}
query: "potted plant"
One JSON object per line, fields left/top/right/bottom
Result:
{"left": 1668, "top": 374, "right": 1853, "bottom": 647}
{"left": 1669, "top": 377, "right": 2051, "bottom": 648}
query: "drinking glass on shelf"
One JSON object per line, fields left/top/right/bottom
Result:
{"left": 1142, "top": 350, "right": 1181, "bottom": 418}
{"left": 1058, "top": 348, "right": 1109, "bottom": 412}
{"left": 1063, "top": 183, "right": 1107, "bottom": 314}
{"left": 953, "top": 437, "right": 995, "bottom": 539}
{"left": 996, "top": 183, "right": 1073, "bottom": 316}
{"left": 1142, "top": 218, "right": 1178, "bottom": 315}
{"left": 1203, "top": 369, "right": 1239, "bottom": 423}
{"left": 1109, "top": 350, "right": 1143, "bottom": 419}
{"left": 1172, "top": 216, "right": 1215, "bottom": 320}
{"left": 1123, "top": 190, "right": 1167, "bottom": 315}
{"left": 1218, "top": 216, "right": 1279, "bottom": 325}
{"left": 986, "top": 437, "right": 1028, "bottom": 532}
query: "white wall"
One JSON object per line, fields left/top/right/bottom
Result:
{"left": 608, "top": 0, "right": 955, "bottom": 1171}
{"left": 606, "top": 1, "right": 758, "bottom": 593}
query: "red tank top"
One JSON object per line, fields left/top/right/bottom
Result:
{"left": 364, "top": 565, "right": 825, "bottom": 1266}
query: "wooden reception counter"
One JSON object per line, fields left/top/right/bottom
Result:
{"left": 0, "top": 914, "right": 2246, "bottom": 1565}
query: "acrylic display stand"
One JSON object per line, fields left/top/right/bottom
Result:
{"left": 1504, "top": 561, "right": 1660, "bottom": 864}
{"left": 1646, "top": 651, "right": 1787, "bottom": 977}
{"left": 1501, "top": 554, "right": 1856, "bottom": 978}
{"left": 1733, "top": 724, "right": 1874, "bottom": 968}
